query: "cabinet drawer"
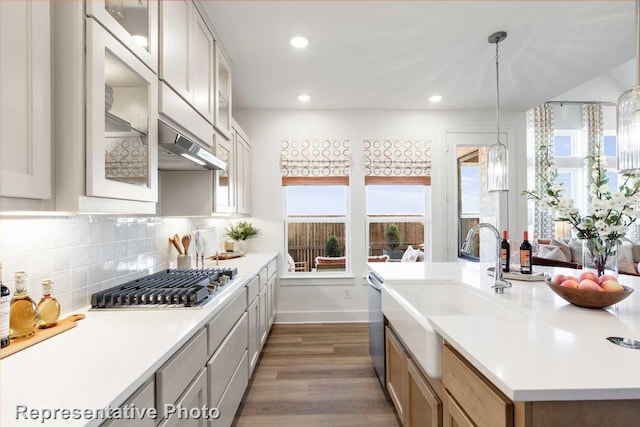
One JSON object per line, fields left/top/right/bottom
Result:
{"left": 103, "top": 379, "right": 155, "bottom": 427}
{"left": 207, "top": 313, "right": 248, "bottom": 406}
{"left": 156, "top": 328, "right": 207, "bottom": 409}
{"left": 443, "top": 391, "right": 474, "bottom": 427}
{"left": 267, "top": 258, "right": 277, "bottom": 279}
{"left": 258, "top": 267, "right": 268, "bottom": 290}
{"left": 246, "top": 276, "right": 259, "bottom": 305}
{"left": 442, "top": 344, "right": 512, "bottom": 427}
{"left": 210, "top": 351, "right": 249, "bottom": 426}
{"left": 207, "top": 287, "right": 247, "bottom": 356}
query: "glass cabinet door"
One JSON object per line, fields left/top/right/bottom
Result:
{"left": 215, "top": 134, "right": 235, "bottom": 213}
{"left": 86, "top": 0, "right": 158, "bottom": 72}
{"left": 215, "top": 47, "right": 232, "bottom": 139}
{"left": 86, "top": 19, "right": 158, "bottom": 203}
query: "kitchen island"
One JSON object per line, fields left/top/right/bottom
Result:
{"left": 0, "top": 253, "right": 278, "bottom": 427}
{"left": 370, "top": 261, "right": 640, "bottom": 427}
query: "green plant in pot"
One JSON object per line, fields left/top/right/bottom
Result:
{"left": 225, "top": 220, "right": 259, "bottom": 253}
{"left": 384, "top": 223, "right": 403, "bottom": 259}
{"left": 325, "top": 234, "right": 343, "bottom": 257}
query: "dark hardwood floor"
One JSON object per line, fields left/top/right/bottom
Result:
{"left": 233, "top": 323, "right": 400, "bottom": 427}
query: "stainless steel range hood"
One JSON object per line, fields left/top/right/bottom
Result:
{"left": 158, "top": 120, "right": 226, "bottom": 171}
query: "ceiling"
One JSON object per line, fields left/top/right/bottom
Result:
{"left": 203, "top": 1, "right": 636, "bottom": 111}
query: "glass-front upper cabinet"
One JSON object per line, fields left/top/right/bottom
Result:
{"left": 215, "top": 134, "right": 235, "bottom": 213}
{"left": 86, "top": 0, "right": 158, "bottom": 72}
{"left": 215, "top": 47, "right": 232, "bottom": 139}
{"left": 86, "top": 19, "right": 158, "bottom": 203}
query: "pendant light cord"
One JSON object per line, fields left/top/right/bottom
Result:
{"left": 495, "top": 41, "right": 502, "bottom": 146}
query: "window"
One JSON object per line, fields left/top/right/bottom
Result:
{"left": 281, "top": 139, "right": 350, "bottom": 274}
{"left": 366, "top": 185, "right": 428, "bottom": 261}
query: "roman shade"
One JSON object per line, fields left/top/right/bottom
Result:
{"left": 364, "top": 139, "right": 431, "bottom": 185}
{"left": 281, "top": 139, "right": 350, "bottom": 185}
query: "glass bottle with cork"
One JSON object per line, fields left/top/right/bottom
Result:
{"left": 37, "top": 279, "right": 61, "bottom": 329}
{"left": 520, "top": 231, "right": 533, "bottom": 274}
{"left": 9, "top": 271, "right": 39, "bottom": 339}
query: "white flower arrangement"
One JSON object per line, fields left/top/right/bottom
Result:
{"left": 525, "top": 149, "right": 640, "bottom": 275}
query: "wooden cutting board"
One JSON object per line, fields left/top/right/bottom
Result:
{"left": 208, "top": 252, "right": 246, "bottom": 260}
{"left": 0, "top": 313, "right": 85, "bottom": 359}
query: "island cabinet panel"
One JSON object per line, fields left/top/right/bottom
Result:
{"left": 442, "top": 344, "right": 513, "bottom": 427}
{"left": 407, "top": 358, "right": 442, "bottom": 427}
{"left": 102, "top": 380, "right": 156, "bottom": 427}
{"left": 443, "top": 392, "right": 474, "bottom": 427}
{"left": 386, "top": 326, "right": 408, "bottom": 425}
{"left": 526, "top": 400, "right": 640, "bottom": 427}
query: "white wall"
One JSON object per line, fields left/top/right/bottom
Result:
{"left": 235, "top": 109, "right": 528, "bottom": 323}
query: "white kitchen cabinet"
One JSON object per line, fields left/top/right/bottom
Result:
{"left": 190, "top": 7, "right": 215, "bottom": 122}
{"left": 53, "top": 2, "right": 157, "bottom": 213}
{"left": 234, "top": 123, "right": 252, "bottom": 215}
{"left": 247, "top": 293, "right": 260, "bottom": 376}
{"left": 86, "top": 0, "right": 158, "bottom": 72}
{"left": 159, "top": 368, "right": 208, "bottom": 427}
{"left": 258, "top": 286, "right": 268, "bottom": 349}
{"left": 102, "top": 380, "right": 156, "bottom": 427}
{"left": 159, "top": 0, "right": 215, "bottom": 124}
{"left": 267, "top": 275, "right": 277, "bottom": 328}
{"left": 215, "top": 47, "right": 232, "bottom": 139}
{"left": 1, "top": 0, "right": 52, "bottom": 206}
{"left": 86, "top": 19, "right": 158, "bottom": 203}
{"left": 159, "top": 0, "right": 191, "bottom": 101}
{"left": 214, "top": 136, "right": 236, "bottom": 213}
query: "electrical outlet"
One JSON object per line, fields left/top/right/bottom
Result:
{"left": 344, "top": 288, "right": 352, "bottom": 299}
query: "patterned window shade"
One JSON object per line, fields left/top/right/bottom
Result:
{"left": 281, "top": 139, "right": 350, "bottom": 185}
{"left": 364, "top": 139, "right": 432, "bottom": 185}
{"left": 529, "top": 104, "right": 555, "bottom": 240}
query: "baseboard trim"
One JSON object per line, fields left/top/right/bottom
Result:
{"left": 275, "top": 309, "right": 369, "bottom": 324}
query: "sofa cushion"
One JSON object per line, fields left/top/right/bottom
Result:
{"left": 401, "top": 245, "right": 421, "bottom": 262}
{"left": 550, "top": 238, "right": 573, "bottom": 262}
{"left": 568, "top": 238, "right": 583, "bottom": 264}
{"left": 537, "top": 245, "right": 568, "bottom": 262}
{"left": 618, "top": 242, "right": 637, "bottom": 275}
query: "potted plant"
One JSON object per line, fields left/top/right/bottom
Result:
{"left": 384, "top": 223, "right": 404, "bottom": 259}
{"left": 224, "top": 220, "right": 259, "bottom": 253}
{"left": 325, "top": 234, "right": 343, "bottom": 257}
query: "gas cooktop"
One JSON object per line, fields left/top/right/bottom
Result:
{"left": 90, "top": 268, "right": 238, "bottom": 310}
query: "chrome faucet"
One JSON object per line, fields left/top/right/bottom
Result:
{"left": 461, "top": 223, "right": 512, "bottom": 294}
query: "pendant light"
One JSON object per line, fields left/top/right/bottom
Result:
{"left": 487, "top": 31, "right": 509, "bottom": 192}
{"left": 617, "top": 0, "right": 640, "bottom": 173}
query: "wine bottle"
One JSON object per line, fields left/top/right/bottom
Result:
{"left": 9, "top": 271, "right": 39, "bottom": 339}
{"left": 500, "top": 230, "right": 510, "bottom": 273}
{"left": 0, "top": 264, "right": 10, "bottom": 348}
{"left": 520, "top": 231, "right": 533, "bottom": 274}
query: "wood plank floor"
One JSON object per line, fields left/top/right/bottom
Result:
{"left": 233, "top": 323, "right": 400, "bottom": 427}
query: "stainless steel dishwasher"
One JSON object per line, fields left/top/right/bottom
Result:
{"left": 367, "top": 269, "right": 386, "bottom": 390}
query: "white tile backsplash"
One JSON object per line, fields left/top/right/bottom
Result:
{"left": 1, "top": 215, "right": 230, "bottom": 314}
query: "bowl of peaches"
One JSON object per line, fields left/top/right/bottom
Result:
{"left": 546, "top": 272, "right": 634, "bottom": 309}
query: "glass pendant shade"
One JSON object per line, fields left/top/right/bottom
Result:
{"left": 487, "top": 142, "right": 509, "bottom": 192}
{"left": 617, "top": 86, "right": 640, "bottom": 173}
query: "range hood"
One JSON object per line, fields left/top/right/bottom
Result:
{"left": 158, "top": 120, "right": 226, "bottom": 171}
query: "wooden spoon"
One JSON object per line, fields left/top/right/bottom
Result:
{"left": 169, "top": 235, "right": 183, "bottom": 254}
{"left": 182, "top": 234, "right": 191, "bottom": 255}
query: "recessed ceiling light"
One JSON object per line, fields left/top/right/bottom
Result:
{"left": 290, "top": 36, "right": 309, "bottom": 49}
{"left": 298, "top": 94, "right": 311, "bottom": 102}
{"left": 429, "top": 95, "right": 443, "bottom": 103}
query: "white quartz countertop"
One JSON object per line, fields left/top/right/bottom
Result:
{"left": 0, "top": 253, "right": 277, "bottom": 427}
{"left": 369, "top": 261, "right": 640, "bottom": 401}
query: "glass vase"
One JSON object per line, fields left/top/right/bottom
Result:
{"left": 582, "top": 238, "right": 618, "bottom": 278}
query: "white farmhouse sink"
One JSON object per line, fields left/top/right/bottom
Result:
{"left": 381, "top": 282, "right": 519, "bottom": 379}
